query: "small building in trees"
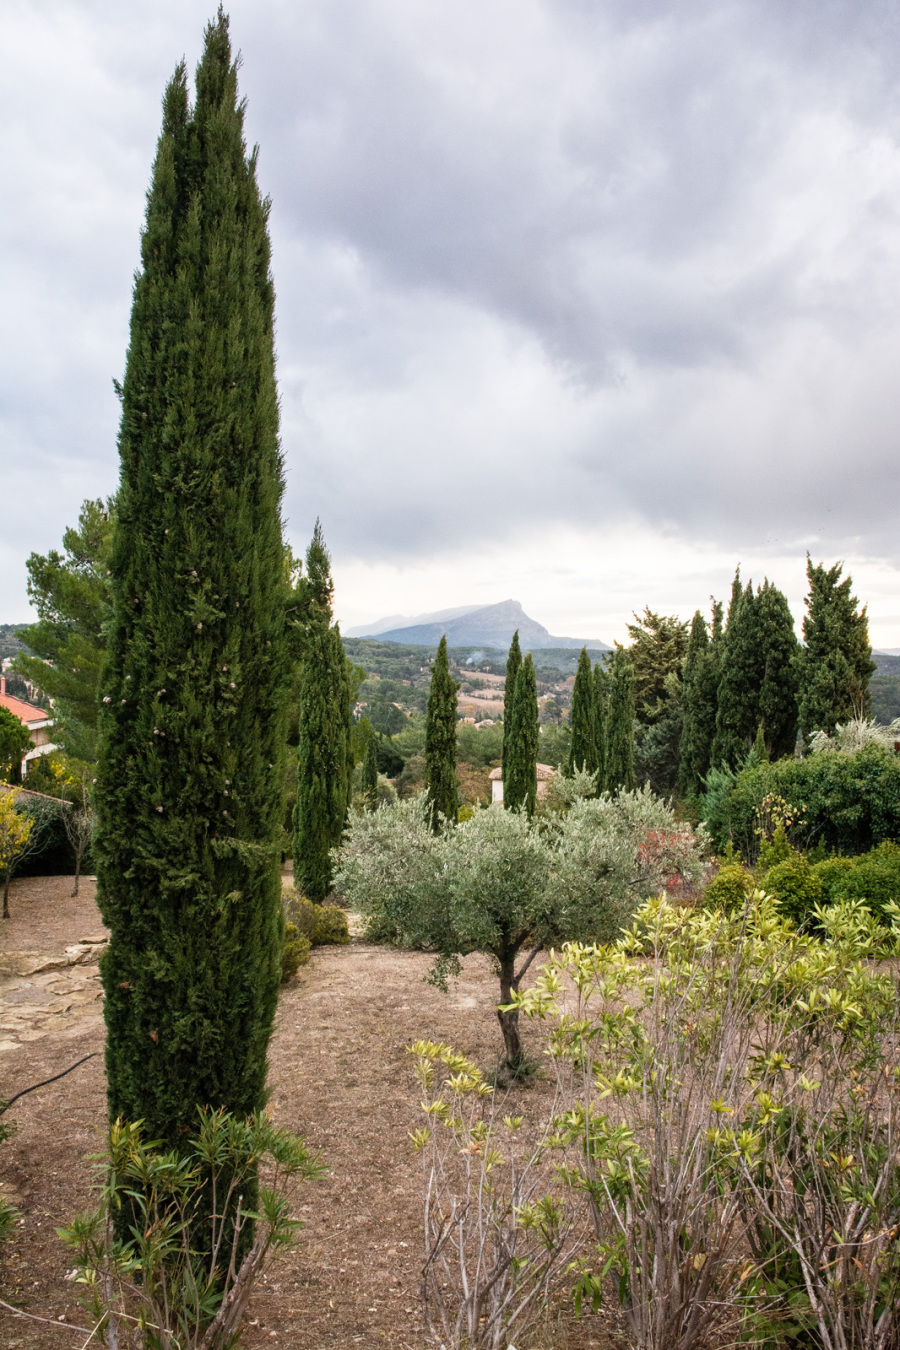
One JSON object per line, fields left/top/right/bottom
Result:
{"left": 489, "top": 762, "right": 557, "bottom": 805}
{"left": 0, "top": 676, "right": 56, "bottom": 778}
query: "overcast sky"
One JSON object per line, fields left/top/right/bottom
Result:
{"left": 2, "top": 0, "right": 900, "bottom": 646}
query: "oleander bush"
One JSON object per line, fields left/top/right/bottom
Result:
{"left": 513, "top": 894, "right": 900, "bottom": 1350}
{"left": 59, "top": 1109, "right": 324, "bottom": 1350}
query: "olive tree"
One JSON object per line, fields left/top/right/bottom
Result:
{"left": 334, "top": 790, "right": 706, "bottom": 1068}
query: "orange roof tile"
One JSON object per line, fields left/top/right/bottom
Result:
{"left": 0, "top": 691, "right": 50, "bottom": 725}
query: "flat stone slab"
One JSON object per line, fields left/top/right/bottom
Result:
{"left": 0, "top": 946, "right": 105, "bottom": 1053}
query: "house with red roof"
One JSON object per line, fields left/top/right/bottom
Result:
{"left": 0, "top": 675, "right": 56, "bottom": 778}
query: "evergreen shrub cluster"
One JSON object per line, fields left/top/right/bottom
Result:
{"left": 703, "top": 742, "right": 900, "bottom": 857}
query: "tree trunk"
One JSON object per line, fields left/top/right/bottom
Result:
{"left": 496, "top": 948, "right": 523, "bottom": 1066}
{"left": 71, "top": 849, "right": 81, "bottom": 898}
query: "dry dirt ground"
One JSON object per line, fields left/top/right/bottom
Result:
{"left": 0, "top": 876, "right": 617, "bottom": 1350}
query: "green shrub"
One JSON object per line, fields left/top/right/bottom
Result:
{"left": 813, "top": 842, "right": 900, "bottom": 922}
{"left": 760, "top": 854, "right": 825, "bottom": 925}
{"left": 702, "top": 743, "right": 900, "bottom": 858}
{"left": 811, "top": 855, "right": 855, "bottom": 894}
{"left": 281, "top": 922, "right": 311, "bottom": 982}
{"left": 702, "top": 862, "right": 754, "bottom": 913}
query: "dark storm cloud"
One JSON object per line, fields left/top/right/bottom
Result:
{"left": 2, "top": 0, "right": 900, "bottom": 619}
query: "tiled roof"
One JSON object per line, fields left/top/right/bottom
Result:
{"left": 0, "top": 690, "right": 50, "bottom": 725}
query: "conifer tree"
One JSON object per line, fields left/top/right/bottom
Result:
{"left": 293, "top": 525, "right": 352, "bottom": 900}
{"left": 424, "top": 636, "right": 458, "bottom": 829}
{"left": 15, "top": 497, "right": 115, "bottom": 765}
{"left": 626, "top": 608, "right": 690, "bottom": 725}
{"left": 756, "top": 579, "right": 799, "bottom": 758}
{"left": 95, "top": 12, "right": 287, "bottom": 1151}
{"left": 605, "top": 648, "right": 636, "bottom": 793}
{"left": 362, "top": 735, "right": 378, "bottom": 811}
{"left": 712, "top": 573, "right": 799, "bottom": 767}
{"left": 592, "top": 660, "right": 608, "bottom": 792}
{"left": 501, "top": 630, "right": 522, "bottom": 798}
{"left": 711, "top": 572, "right": 754, "bottom": 768}
{"left": 678, "top": 609, "right": 710, "bottom": 796}
{"left": 505, "top": 654, "right": 539, "bottom": 814}
{"left": 568, "top": 647, "right": 595, "bottom": 775}
{"left": 799, "top": 557, "right": 876, "bottom": 738}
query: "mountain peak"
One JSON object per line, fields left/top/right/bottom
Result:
{"left": 349, "top": 599, "right": 607, "bottom": 651}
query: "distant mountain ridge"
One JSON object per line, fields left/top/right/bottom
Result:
{"left": 347, "top": 599, "right": 609, "bottom": 651}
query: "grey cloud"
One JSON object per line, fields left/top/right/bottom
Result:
{"left": 2, "top": 0, "right": 900, "bottom": 619}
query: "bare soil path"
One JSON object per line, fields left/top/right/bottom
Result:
{"left": 0, "top": 877, "right": 610, "bottom": 1349}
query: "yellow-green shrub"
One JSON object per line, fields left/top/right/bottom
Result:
{"left": 281, "top": 922, "right": 311, "bottom": 983}
{"left": 702, "top": 861, "right": 753, "bottom": 913}
{"left": 283, "top": 888, "right": 350, "bottom": 947}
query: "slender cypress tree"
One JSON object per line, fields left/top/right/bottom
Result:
{"left": 678, "top": 610, "right": 709, "bottom": 796}
{"left": 591, "top": 660, "right": 608, "bottom": 792}
{"left": 425, "top": 636, "right": 458, "bottom": 829}
{"left": 362, "top": 734, "right": 378, "bottom": 811}
{"left": 293, "top": 624, "right": 352, "bottom": 900}
{"left": 678, "top": 599, "right": 723, "bottom": 794}
{"left": 568, "top": 647, "right": 595, "bottom": 775}
{"left": 711, "top": 573, "right": 761, "bottom": 768}
{"left": 501, "top": 630, "right": 522, "bottom": 797}
{"left": 606, "top": 648, "right": 636, "bottom": 793}
{"left": 756, "top": 579, "right": 799, "bottom": 758}
{"left": 292, "top": 525, "right": 352, "bottom": 900}
{"left": 712, "top": 573, "right": 799, "bottom": 767}
{"left": 799, "top": 557, "right": 876, "bottom": 738}
{"left": 505, "top": 654, "right": 539, "bottom": 814}
{"left": 95, "top": 12, "right": 287, "bottom": 1150}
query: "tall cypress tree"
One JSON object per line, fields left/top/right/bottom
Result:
{"left": 606, "top": 648, "right": 636, "bottom": 794}
{"left": 799, "top": 557, "right": 876, "bottom": 738}
{"left": 568, "top": 647, "right": 595, "bottom": 775}
{"left": 591, "top": 660, "right": 608, "bottom": 792}
{"left": 711, "top": 573, "right": 760, "bottom": 769}
{"left": 293, "top": 639, "right": 351, "bottom": 902}
{"left": 712, "top": 573, "right": 799, "bottom": 767}
{"left": 425, "top": 636, "right": 458, "bottom": 829}
{"left": 505, "top": 653, "right": 539, "bottom": 814}
{"left": 756, "top": 579, "right": 799, "bottom": 758}
{"left": 679, "top": 601, "right": 724, "bottom": 794}
{"left": 362, "top": 734, "right": 378, "bottom": 811}
{"left": 96, "top": 12, "right": 287, "bottom": 1150}
{"left": 292, "top": 526, "right": 352, "bottom": 901}
{"left": 501, "top": 630, "right": 522, "bottom": 798}
{"left": 678, "top": 610, "right": 709, "bottom": 797}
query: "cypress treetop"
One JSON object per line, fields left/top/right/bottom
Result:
{"left": 95, "top": 10, "right": 287, "bottom": 1149}
{"left": 425, "top": 636, "right": 458, "bottom": 830}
